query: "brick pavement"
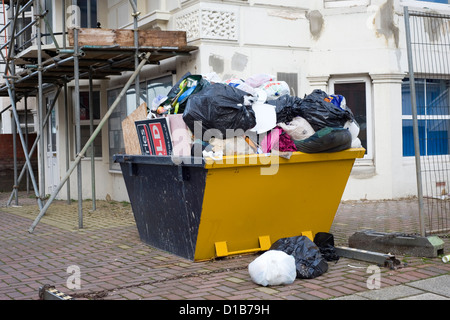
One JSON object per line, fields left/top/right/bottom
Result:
{"left": 0, "top": 192, "right": 449, "bottom": 301}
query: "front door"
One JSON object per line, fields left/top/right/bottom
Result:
{"left": 46, "top": 97, "right": 58, "bottom": 195}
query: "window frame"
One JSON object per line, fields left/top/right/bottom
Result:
{"left": 17, "top": 109, "right": 36, "bottom": 134}
{"left": 72, "top": 89, "right": 103, "bottom": 160}
{"left": 328, "top": 75, "right": 373, "bottom": 160}
{"left": 107, "top": 73, "right": 175, "bottom": 172}
{"left": 324, "top": 0, "right": 370, "bottom": 9}
{"left": 401, "top": 78, "right": 450, "bottom": 157}
{"left": 400, "top": 0, "right": 450, "bottom": 10}
{"left": 416, "top": 0, "right": 450, "bottom": 4}
{"left": 78, "top": 0, "right": 98, "bottom": 28}
{"left": 16, "top": 4, "right": 32, "bottom": 50}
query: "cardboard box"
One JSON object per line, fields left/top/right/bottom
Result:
{"left": 135, "top": 118, "right": 173, "bottom": 156}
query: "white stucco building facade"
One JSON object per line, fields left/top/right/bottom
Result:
{"left": 1, "top": 0, "right": 449, "bottom": 202}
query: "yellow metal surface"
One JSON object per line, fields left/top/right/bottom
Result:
{"left": 193, "top": 148, "right": 365, "bottom": 261}
{"left": 301, "top": 230, "right": 314, "bottom": 242}
{"left": 215, "top": 235, "right": 271, "bottom": 257}
{"left": 204, "top": 148, "right": 366, "bottom": 169}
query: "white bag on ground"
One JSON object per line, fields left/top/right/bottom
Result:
{"left": 248, "top": 250, "right": 296, "bottom": 286}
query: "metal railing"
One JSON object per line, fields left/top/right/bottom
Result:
{"left": 404, "top": 7, "right": 450, "bottom": 236}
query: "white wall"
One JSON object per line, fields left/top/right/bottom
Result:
{"left": 302, "top": 0, "right": 423, "bottom": 200}
{"left": 171, "top": 1, "right": 310, "bottom": 90}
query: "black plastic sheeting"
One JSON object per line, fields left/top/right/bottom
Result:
{"left": 266, "top": 94, "right": 303, "bottom": 124}
{"left": 270, "top": 235, "right": 329, "bottom": 279}
{"left": 314, "top": 232, "right": 340, "bottom": 262}
{"left": 294, "top": 127, "right": 352, "bottom": 153}
{"left": 268, "top": 89, "right": 355, "bottom": 130}
{"left": 182, "top": 83, "right": 257, "bottom": 140}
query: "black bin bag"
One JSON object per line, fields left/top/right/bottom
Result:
{"left": 314, "top": 232, "right": 339, "bottom": 262}
{"left": 294, "top": 127, "right": 352, "bottom": 153}
{"left": 298, "top": 89, "right": 355, "bottom": 131}
{"left": 266, "top": 94, "right": 303, "bottom": 124}
{"left": 268, "top": 89, "right": 355, "bottom": 129}
{"left": 270, "top": 235, "right": 328, "bottom": 279}
{"left": 182, "top": 83, "right": 256, "bottom": 141}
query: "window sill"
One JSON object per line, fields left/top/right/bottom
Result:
{"left": 350, "top": 159, "right": 375, "bottom": 178}
{"left": 324, "top": 0, "right": 370, "bottom": 9}
{"left": 401, "top": 0, "right": 450, "bottom": 13}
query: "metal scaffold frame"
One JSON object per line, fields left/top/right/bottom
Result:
{"left": 0, "top": 0, "right": 196, "bottom": 232}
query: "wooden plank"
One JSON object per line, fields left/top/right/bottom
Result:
{"left": 68, "top": 28, "right": 118, "bottom": 46}
{"left": 68, "top": 28, "right": 187, "bottom": 48}
{"left": 110, "top": 29, "right": 134, "bottom": 47}
{"left": 122, "top": 103, "right": 148, "bottom": 155}
{"left": 138, "top": 29, "right": 187, "bottom": 47}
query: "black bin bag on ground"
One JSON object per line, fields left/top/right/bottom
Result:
{"left": 182, "top": 83, "right": 257, "bottom": 141}
{"left": 314, "top": 232, "right": 339, "bottom": 262}
{"left": 270, "top": 235, "right": 328, "bottom": 279}
{"left": 294, "top": 127, "right": 352, "bottom": 153}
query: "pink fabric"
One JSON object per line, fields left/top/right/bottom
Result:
{"left": 279, "top": 130, "right": 297, "bottom": 152}
{"left": 261, "top": 127, "right": 297, "bottom": 153}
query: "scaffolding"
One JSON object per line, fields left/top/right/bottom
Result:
{"left": 0, "top": 0, "right": 197, "bottom": 232}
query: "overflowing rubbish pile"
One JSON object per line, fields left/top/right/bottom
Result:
{"left": 120, "top": 72, "right": 365, "bottom": 266}
{"left": 138, "top": 72, "right": 361, "bottom": 159}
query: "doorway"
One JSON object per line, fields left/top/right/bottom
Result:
{"left": 46, "top": 96, "right": 59, "bottom": 195}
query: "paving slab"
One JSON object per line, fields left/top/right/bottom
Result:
{"left": 399, "top": 293, "right": 449, "bottom": 300}
{"left": 406, "top": 275, "right": 450, "bottom": 298}
{"left": 1, "top": 192, "right": 449, "bottom": 302}
{"left": 330, "top": 294, "right": 370, "bottom": 300}
{"left": 351, "top": 285, "right": 424, "bottom": 300}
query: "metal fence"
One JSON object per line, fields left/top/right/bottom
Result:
{"left": 404, "top": 7, "right": 450, "bottom": 236}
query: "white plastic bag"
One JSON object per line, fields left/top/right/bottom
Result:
{"left": 245, "top": 73, "right": 275, "bottom": 88}
{"left": 224, "top": 78, "right": 256, "bottom": 95}
{"left": 344, "top": 120, "right": 360, "bottom": 140}
{"left": 343, "top": 120, "right": 362, "bottom": 148}
{"left": 259, "top": 81, "right": 290, "bottom": 100}
{"left": 202, "top": 72, "right": 222, "bottom": 83}
{"left": 277, "top": 116, "right": 315, "bottom": 141}
{"left": 209, "top": 137, "right": 255, "bottom": 156}
{"left": 350, "top": 137, "right": 362, "bottom": 148}
{"left": 224, "top": 78, "right": 243, "bottom": 87}
{"left": 248, "top": 250, "right": 296, "bottom": 286}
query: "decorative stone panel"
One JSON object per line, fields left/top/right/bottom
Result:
{"left": 175, "top": 6, "right": 238, "bottom": 42}
{"left": 175, "top": 9, "right": 201, "bottom": 41}
{"left": 201, "top": 9, "right": 237, "bottom": 41}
